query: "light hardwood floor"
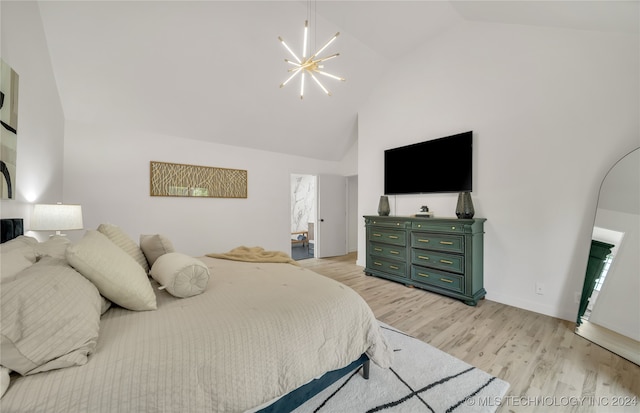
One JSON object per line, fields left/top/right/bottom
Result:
{"left": 299, "top": 253, "right": 639, "bottom": 412}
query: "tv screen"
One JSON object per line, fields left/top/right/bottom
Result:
{"left": 384, "top": 131, "right": 472, "bottom": 195}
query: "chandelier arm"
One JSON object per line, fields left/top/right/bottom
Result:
{"left": 313, "top": 70, "right": 345, "bottom": 82}
{"left": 309, "top": 32, "right": 340, "bottom": 60}
{"left": 311, "top": 53, "right": 340, "bottom": 64}
{"left": 280, "top": 68, "right": 302, "bottom": 88}
{"left": 309, "top": 72, "right": 331, "bottom": 96}
{"left": 279, "top": 37, "right": 302, "bottom": 63}
{"left": 302, "top": 20, "right": 309, "bottom": 60}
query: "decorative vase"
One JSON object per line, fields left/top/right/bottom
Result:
{"left": 455, "top": 192, "right": 475, "bottom": 219}
{"left": 378, "top": 195, "right": 390, "bottom": 216}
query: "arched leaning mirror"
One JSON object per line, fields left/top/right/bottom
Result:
{"left": 575, "top": 147, "right": 639, "bottom": 365}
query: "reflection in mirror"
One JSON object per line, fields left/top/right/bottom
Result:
{"left": 575, "top": 148, "right": 639, "bottom": 365}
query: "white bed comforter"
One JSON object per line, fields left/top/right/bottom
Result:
{"left": 0, "top": 257, "right": 392, "bottom": 413}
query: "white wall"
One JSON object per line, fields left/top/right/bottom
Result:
{"left": 357, "top": 21, "right": 640, "bottom": 321}
{"left": 63, "top": 120, "right": 346, "bottom": 256}
{"left": 0, "top": 1, "right": 65, "bottom": 229}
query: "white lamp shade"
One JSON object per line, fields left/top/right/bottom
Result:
{"left": 31, "top": 204, "right": 84, "bottom": 231}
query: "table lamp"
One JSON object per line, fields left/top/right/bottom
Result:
{"left": 31, "top": 203, "right": 83, "bottom": 236}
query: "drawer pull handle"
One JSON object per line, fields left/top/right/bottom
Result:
{"left": 440, "top": 241, "right": 453, "bottom": 245}
{"left": 374, "top": 248, "right": 383, "bottom": 252}
{"left": 440, "top": 259, "right": 453, "bottom": 265}
{"left": 451, "top": 226, "right": 456, "bottom": 230}
{"left": 373, "top": 233, "right": 382, "bottom": 237}
{"left": 389, "top": 265, "right": 399, "bottom": 270}
{"left": 390, "top": 250, "right": 400, "bottom": 255}
{"left": 418, "top": 255, "right": 430, "bottom": 260}
{"left": 417, "top": 272, "right": 430, "bottom": 278}
{"left": 374, "top": 262, "right": 383, "bottom": 266}
{"left": 440, "top": 278, "right": 454, "bottom": 283}
{"left": 417, "top": 224, "right": 422, "bottom": 228}
{"left": 388, "top": 235, "right": 399, "bottom": 239}
{"left": 418, "top": 239, "right": 430, "bottom": 243}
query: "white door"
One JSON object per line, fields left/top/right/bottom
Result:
{"left": 316, "top": 174, "right": 347, "bottom": 258}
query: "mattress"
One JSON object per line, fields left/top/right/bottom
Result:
{"left": 0, "top": 256, "right": 391, "bottom": 412}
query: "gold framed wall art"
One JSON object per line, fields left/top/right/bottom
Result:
{"left": 150, "top": 161, "right": 247, "bottom": 198}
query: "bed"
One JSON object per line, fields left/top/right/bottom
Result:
{"left": 0, "top": 219, "right": 392, "bottom": 412}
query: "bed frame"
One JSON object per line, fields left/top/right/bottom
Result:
{"left": 258, "top": 354, "right": 369, "bottom": 412}
{"left": 0, "top": 217, "right": 370, "bottom": 412}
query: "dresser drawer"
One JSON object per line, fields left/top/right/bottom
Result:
{"left": 368, "top": 257, "right": 407, "bottom": 278}
{"left": 411, "top": 232, "right": 464, "bottom": 253}
{"left": 412, "top": 221, "right": 465, "bottom": 233}
{"left": 369, "top": 228, "right": 406, "bottom": 246}
{"left": 410, "top": 266, "right": 464, "bottom": 293}
{"left": 411, "top": 249, "right": 464, "bottom": 274}
{"left": 368, "top": 218, "right": 407, "bottom": 229}
{"left": 370, "top": 242, "right": 406, "bottom": 260}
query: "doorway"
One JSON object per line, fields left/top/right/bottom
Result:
{"left": 290, "top": 173, "right": 358, "bottom": 260}
{"left": 290, "top": 174, "right": 316, "bottom": 260}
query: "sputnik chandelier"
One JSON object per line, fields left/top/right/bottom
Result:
{"left": 278, "top": 12, "right": 344, "bottom": 99}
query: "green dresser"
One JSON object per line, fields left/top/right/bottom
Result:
{"left": 364, "top": 216, "right": 486, "bottom": 306}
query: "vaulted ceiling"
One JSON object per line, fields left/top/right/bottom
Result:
{"left": 37, "top": 1, "right": 639, "bottom": 161}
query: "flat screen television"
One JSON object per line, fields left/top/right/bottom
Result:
{"left": 384, "top": 131, "right": 472, "bottom": 195}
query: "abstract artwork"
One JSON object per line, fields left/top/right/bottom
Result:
{"left": 150, "top": 161, "right": 247, "bottom": 198}
{"left": 0, "top": 60, "right": 19, "bottom": 199}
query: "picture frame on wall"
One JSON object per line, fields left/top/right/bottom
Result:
{"left": 150, "top": 161, "right": 247, "bottom": 198}
{"left": 0, "top": 59, "right": 19, "bottom": 200}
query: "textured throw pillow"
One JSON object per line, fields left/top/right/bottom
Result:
{"left": 140, "top": 234, "right": 175, "bottom": 267}
{"left": 150, "top": 252, "right": 210, "bottom": 298}
{"left": 0, "top": 257, "right": 102, "bottom": 376}
{"left": 97, "top": 223, "right": 150, "bottom": 273}
{"left": 66, "top": 230, "right": 157, "bottom": 311}
{"left": 34, "top": 235, "right": 71, "bottom": 260}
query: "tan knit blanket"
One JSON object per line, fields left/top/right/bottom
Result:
{"left": 206, "top": 246, "right": 299, "bottom": 266}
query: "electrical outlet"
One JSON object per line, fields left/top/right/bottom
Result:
{"left": 535, "top": 282, "right": 544, "bottom": 295}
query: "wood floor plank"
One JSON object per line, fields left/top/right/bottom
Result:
{"left": 299, "top": 253, "right": 640, "bottom": 412}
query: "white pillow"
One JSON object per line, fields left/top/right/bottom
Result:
{"left": 0, "top": 249, "right": 34, "bottom": 283}
{"left": 0, "top": 366, "right": 10, "bottom": 398}
{"left": 140, "top": 234, "right": 175, "bottom": 267}
{"left": 150, "top": 253, "right": 210, "bottom": 298}
{"left": 0, "top": 235, "right": 38, "bottom": 252}
{"left": 66, "top": 230, "right": 157, "bottom": 311}
{"left": 0, "top": 235, "right": 38, "bottom": 264}
{"left": 34, "top": 235, "right": 71, "bottom": 260}
{"left": 97, "top": 223, "right": 150, "bottom": 273}
{"left": 0, "top": 258, "right": 102, "bottom": 376}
